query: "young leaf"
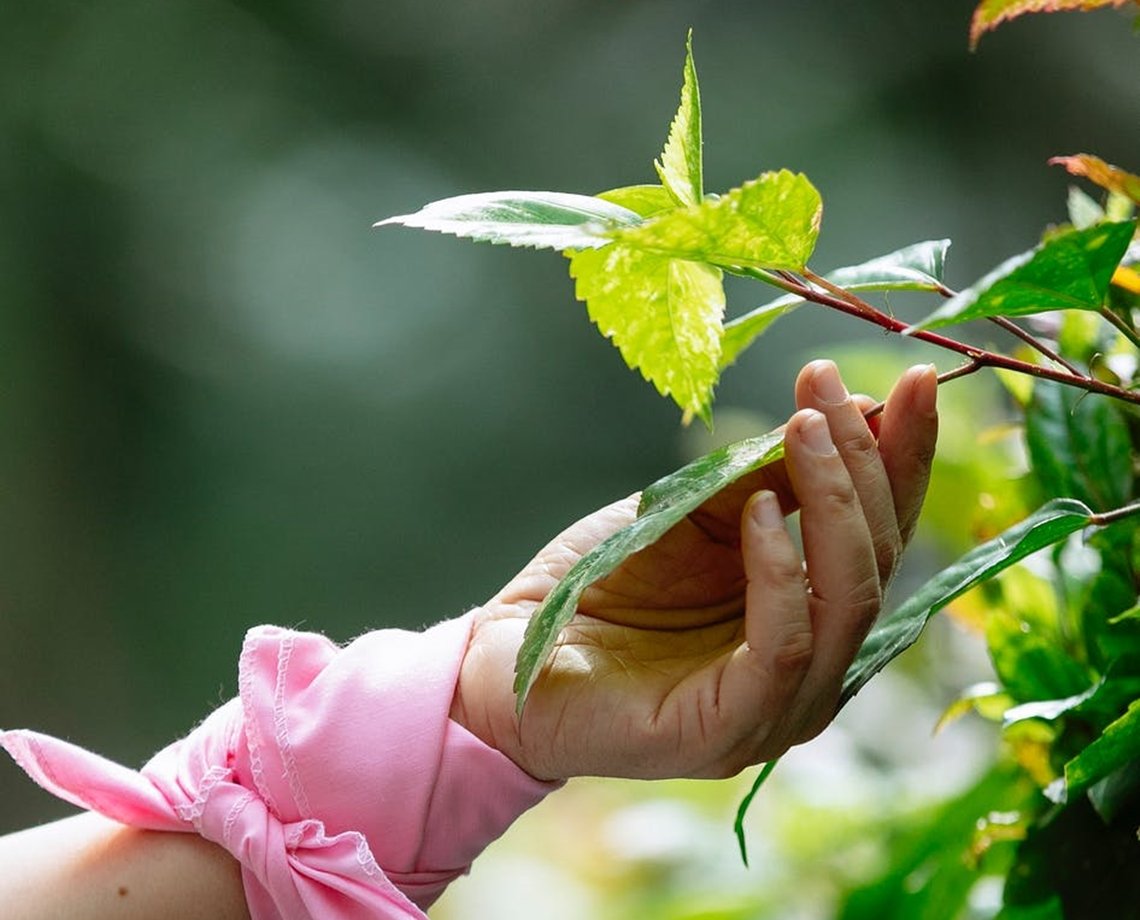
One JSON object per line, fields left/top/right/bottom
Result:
{"left": 612, "top": 170, "right": 823, "bottom": 272}
{"left": 1051, "top": 154, "right": 1140, "bottom": 207}
{"left": 567, "top": 245, "right": 725, "bottom": 423}
{"left": 596, "top": 184, "right": 677, "bottom": 218}
{"left": 513, "top": 429, "right": 786, "bottom": 712}
{"left": 969, "top": 0, "right": 1139, "bottom": 50}
{"left": 721, "top": 239, "right": 951, "bottom": 367}
{"left": 655, "top": 31, "right": 703, "bottom": 208}
{"left": 908, "top": 221, "right": 1137, "bottom": 331}
{"left": 838, "top": 498, "right": 1095, "bottom": 709}
{"left": 375, "top": 190, "right": 642, "bottom": 251}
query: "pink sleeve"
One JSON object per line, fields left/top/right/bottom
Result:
{"left": 0, "top": 612, "right": 559, "bottom": 920}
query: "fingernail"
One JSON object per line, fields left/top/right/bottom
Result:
{"left": 810, "top": 360, "right": 848, "bottom": 405}
{"left": 914, "top": 364, "right": 938, "bottom": 416}
{"left": 799, "top": 410, "right": 836, "bottom": 455}
{"left": 751, "top": 490, "right": 784, "bottom": 529}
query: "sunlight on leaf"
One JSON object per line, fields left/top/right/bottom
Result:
{"left": 513, "top": 429, "right": 786, "bottom": 712}
{"left": 375, "top": 190, "right": 642, "bottom": 251}
{"left": 655, "top": 30, "right": 703, "bottom": 208}
{"left": 909, "top": 221, "right": 1136, "bottom": 331}
{"left": 970, "top": 0, "right": 1139, "bottom": 50}
{"left": 567, "top": 245, "right": 725, "bottom": 423}
{"left": 612, "top": 170, "right": 823, "bottom": 272}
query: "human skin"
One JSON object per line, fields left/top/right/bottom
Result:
{"left": 0, "top": 359, "right": 937, "bottom": 920}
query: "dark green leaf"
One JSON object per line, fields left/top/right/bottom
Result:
{"left": 1058, "top": 699, "right": 1140, "bottom": 802}
{"left": 654, "top": 30, "right": 703, "bottom": 208}
{"left": 909, "top": 221, "right": 1136, "bottom": 331}
{"left": 721, "top": 239, "right": 951, "bottom": 368}
{"left": 375, "top": 190, "right": 642, "bottom": 251}
{"left": 838, "top": 499, "right": 1095, "bottom": 709}
{"left": 1024, "top": 379, "right": 1133, "bottom": 513}
{"left": 514, "top": 430, "right": 786, "bottom": 711}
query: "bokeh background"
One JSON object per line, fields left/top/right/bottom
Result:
{"left": 1, "top": 0, "right": 1137, "bottom": 916}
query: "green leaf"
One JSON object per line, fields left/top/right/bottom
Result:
{"left": 612, "top": 170, "right": 823, "bottom": 272}
{"left": 909, "top": 221, "right": 1137, "bottom": 331}
{"left": 655, "top": 31, "right": 703, "bottom": 208}
{"left": 838, "top": 498, "right": 1095, "bottom": 709}
{"left": 375, "top": 190, "right": 642, "bottom": 251}
{"left": 513, "top": 429, "right": 786, "bottom": 712}
{"left": 596, "top": 184, "right": 677, "bottom": 218}
{"left": 720, "top": 239, "right": 950, "bottom": 368}
{"left": 567, "top": 244, "right": 725, "bottom": 423}
{"left": 1058, "top": 699, "right": 1140, "bottom": 803}
{"left": 1024, "top": 379, "right": 1133, "bottom": 513}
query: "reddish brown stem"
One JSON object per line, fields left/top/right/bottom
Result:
{"left": 777, "top": 272, "right": 1140, "bottom": 408}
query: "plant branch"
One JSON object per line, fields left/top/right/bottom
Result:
{"left": 986, "top": 316, "right": 1084, "bottom": 376}
{"left": 741, "top": 267, "right": 1140, "bottom": 408}
{"left": 863, "top": 361, "right": 982, "bottom": 421}
{"left": 1089, "top": 501, "right": 1140, "bottom": 528}
{"left": 1099, "top": 305, "right": 1140, "bottom": 350}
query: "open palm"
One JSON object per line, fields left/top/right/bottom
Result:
{"left": 450, "top": 361, "right": 938, "bottom": 782}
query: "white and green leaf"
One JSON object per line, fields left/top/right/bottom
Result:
{"left": 375, "top": 190, "right": 642, "bottom": 251}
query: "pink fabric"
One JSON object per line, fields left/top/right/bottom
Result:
{"left": 0, "top": 613, "right": 558, "bottom": 919}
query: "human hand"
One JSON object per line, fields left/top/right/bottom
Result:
{"left": 450, "top": 360, "right": 938, "bottom": 782}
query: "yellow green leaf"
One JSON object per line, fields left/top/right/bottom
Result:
{"left": 654, "top": 30, "right": 703, "bottom": 207}
{"left": 567, "top": 244, "right": 725, "bottom": 423}
{"left": 612, "top": 170, "right": 823, "bottom": 272}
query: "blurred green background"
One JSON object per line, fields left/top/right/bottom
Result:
{"left": 1, "top": 1, "right": 1137, "bottom": 911}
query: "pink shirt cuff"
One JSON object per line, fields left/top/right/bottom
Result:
{"left": 1, "top": 613, "right": 560, "bottom": 920}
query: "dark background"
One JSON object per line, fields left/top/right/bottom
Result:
{"left": 2, "top": 0, "right": 1137, "bottom": 832}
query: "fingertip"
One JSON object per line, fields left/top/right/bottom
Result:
{"left": 913, "top": 363, "right": 938, "bottom": 417}
{"left": 745, "top": 489, "right": 784, "bottom": 531}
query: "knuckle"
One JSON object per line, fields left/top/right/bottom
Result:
{"left": 836, "top": 427, "right": 878, "bottom": 464}
{"left": 816, "top": 477, "right": 858, "bottom": 512}
{"left": 770, "top": 626, "right": 815, "bottom": 671}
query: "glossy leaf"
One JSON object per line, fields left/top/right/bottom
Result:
{"left": 1051, "top": 154, "right": 1140, "bottom": 206}
{"left": 910, "top": 221, "right": 1136, "bottom": 331}
{"left": 1059, "top": 699, "right": 1140, "bottom": 802}
{"left": 721, "top": 239, "right": 950, "bottom": 367}
{"left": 514, "top": 429, "right": 786, "bottom": 712}
{"left": 567, "top": 244, "right": 725, "bottom": 423}
{"left": 612, "top": 170, "right": 823, "bottom": 271}
{"left": 655, "top": 31, "right": 703, "bottom": 208}
{"left": 838, "top": 499, "right": 1095, "bottom": 709}
{"left": 1024, "top": 379, "right": 1133, "bottom": 512}
{"left": 970, "top": 0, "right": 1138, "bottom": 49}
{"left": 375, "top": 190, "right": 642, "bottom": 251}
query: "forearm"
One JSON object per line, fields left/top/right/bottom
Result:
{"left": 0, "top": 812, "right": 248, "bottom": 920}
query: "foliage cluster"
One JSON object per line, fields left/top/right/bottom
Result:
{"left": 385, "top": 4, "right": 1140, "bottom": 917}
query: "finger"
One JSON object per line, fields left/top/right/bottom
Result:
{"left": 795, "top": 360, "right": 900, "bottom": 587}
{"left": 740, "top": 490, "right": 812, "bottom": 672}
{"left": 877, "top": 364, "right": 939, "bottom": 546}
{"left": 783, "top": 409, "right": 881, "bottom": 735}
{"left": 714, "top": 489, "right": 812, "bottom": 763}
